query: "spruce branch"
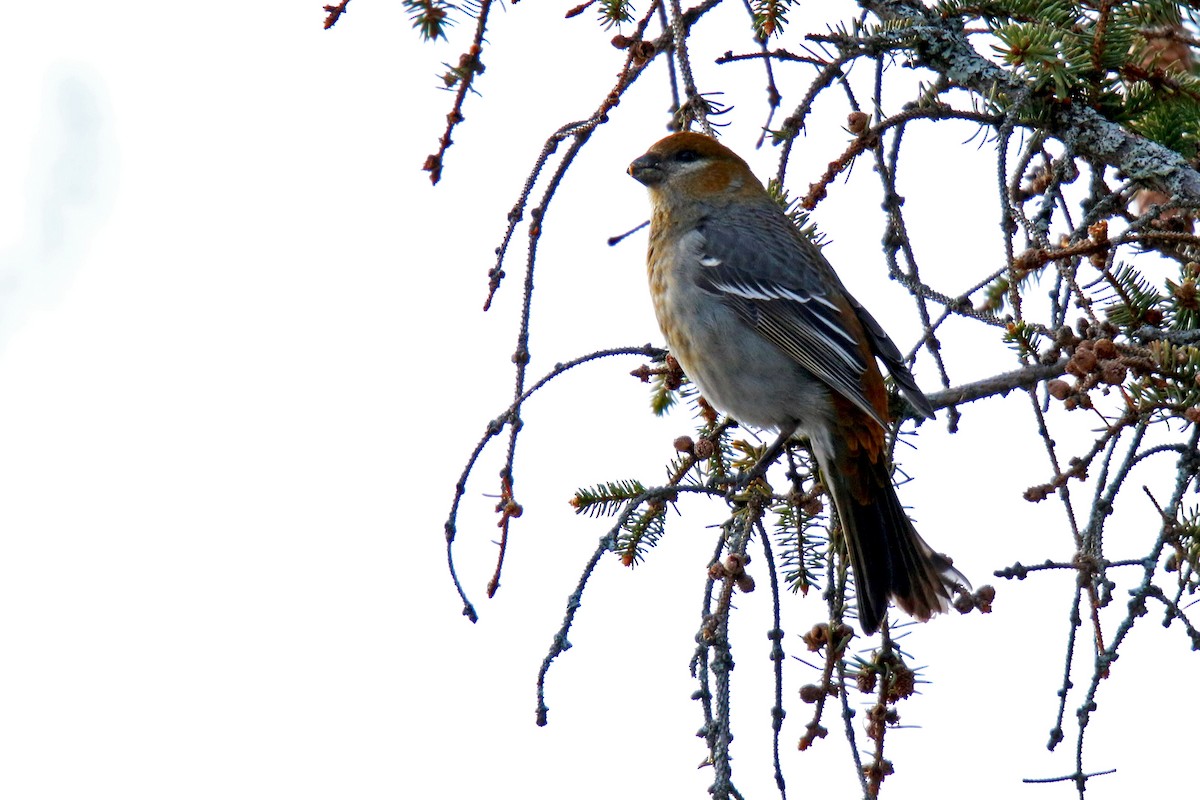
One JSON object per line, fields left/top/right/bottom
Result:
{"left": 861, "top": 0, "right": 1200, "bottom": 202}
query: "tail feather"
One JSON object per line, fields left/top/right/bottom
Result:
{"left": 820, "top": 445, "right": 967, "bottom": 635}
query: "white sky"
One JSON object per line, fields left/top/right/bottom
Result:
{"left": 0, "top": 3, "right": 1192, "bottom": 798}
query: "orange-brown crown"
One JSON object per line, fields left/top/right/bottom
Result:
{"left": 629, "top": 132, "right": 765, "bottom": 204}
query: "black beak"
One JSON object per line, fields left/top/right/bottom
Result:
{"left": 628, "top": 153, "right": 664, "bottom": 186}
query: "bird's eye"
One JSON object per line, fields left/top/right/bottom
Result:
{"left": 674, "top": 149, "right": 701, "bottom": 163}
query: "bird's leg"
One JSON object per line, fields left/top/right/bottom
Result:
{"left": 736, "top": 424, "right": 797, "bottom": 489}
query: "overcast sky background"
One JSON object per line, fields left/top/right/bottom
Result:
{"left": 0, "top": 3, "right": 1193, "bottom": 798}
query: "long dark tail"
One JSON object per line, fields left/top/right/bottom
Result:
{"left": 819, "top": 444, "right": 967, "bottom": 635}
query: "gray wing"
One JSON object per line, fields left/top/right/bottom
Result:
{"left": 849, "top": 297, "right": 935, "bottom": 419}
{"left": 692, "top": 209, "right": 933, "bottom": 423}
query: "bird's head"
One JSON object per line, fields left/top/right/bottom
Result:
{"left": 628, "top": 132, "right": 765, "bottom": 207}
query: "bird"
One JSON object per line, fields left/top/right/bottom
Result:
{"left": 628, "top": 131, "right": 967, "bottom": 635}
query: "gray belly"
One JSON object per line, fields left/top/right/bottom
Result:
{"left": 662, "top": 296, "right": 833, "bottom": 435}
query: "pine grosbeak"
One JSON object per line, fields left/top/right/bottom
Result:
{"left": 629, "top": 131, "right": 966, "bottom": 634}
